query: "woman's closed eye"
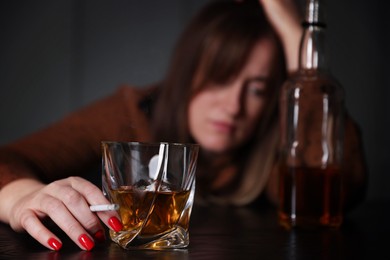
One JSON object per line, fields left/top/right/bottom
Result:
{"left": 246, "top": 78, "right": 268, "bottom": 97}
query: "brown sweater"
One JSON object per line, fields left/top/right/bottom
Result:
{"left": 0, "top": 84, "right": 367, "bottom": 208}
{"left": 0, "top": 85, "right": 156, "bottom": 189}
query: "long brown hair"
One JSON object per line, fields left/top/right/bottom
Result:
{"left": 151, "top": 0, "right": 286, "bottom": 205}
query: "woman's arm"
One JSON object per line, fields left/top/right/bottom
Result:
{"left": 0, "top": 86, "right": 153, "bottom": 188}
{"left": 259, "top": 0, "right": 303, "bottom": 73}
{"left": 0, "top": 86, "right": 153, "bottom": 250}
{"left": 341, "top": 116, "right": 368, "bottom": 210}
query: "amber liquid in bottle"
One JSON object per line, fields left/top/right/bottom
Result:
{"left": 278, "top": 0, "right": 345, "bottom": 229}
{"left": 279, "top": 165, "right": 343, "bottom": 229}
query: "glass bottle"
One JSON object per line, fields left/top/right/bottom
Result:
{"left": 278, "top": 0, "right": 345, "bottom": 229}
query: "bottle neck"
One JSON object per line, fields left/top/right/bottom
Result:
{"left": 299, "top": 0, "right": 329, "bottom": 72}
{"left": 299, "top": 23, "right": 328, "bottom": 71}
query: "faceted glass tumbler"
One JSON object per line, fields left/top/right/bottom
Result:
{"left": 102, "top": 142, "right": 199, "bottom": 250}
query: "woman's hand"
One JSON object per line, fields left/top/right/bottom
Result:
{"left": 259, "top": 0, "right": 303, "bottom": 72}
{"left": 0, "top": 177, "right": 122, "bottom": 251}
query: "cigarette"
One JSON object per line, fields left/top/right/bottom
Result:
{"left": 90, "top": 204, "right": 119, "bottom": 212}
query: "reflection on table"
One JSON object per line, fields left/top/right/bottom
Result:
{"left": 0, "top": 199, "right": 389, "bottom": 259}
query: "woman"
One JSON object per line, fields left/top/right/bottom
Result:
{"left": 0, "top": 0, "right": 366, "bottom": 251}
{"left": 153, "top": 0, "right": 292, "bottom": 205}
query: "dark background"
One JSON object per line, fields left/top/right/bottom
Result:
{"left": 0, "top": 0, "right": 389, "bottom": 200}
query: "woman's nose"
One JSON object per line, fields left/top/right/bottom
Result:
{"left": 221, "top": 83, "right": 243, "bottom": 116}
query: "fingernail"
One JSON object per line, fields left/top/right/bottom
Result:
{"left": 108, "top": 217, "right": 123, "bottom": 232}
{"left": 78, "top": 234, "right": 94, "bottom": 251}
{"left": 93, "top": 230, "right": 106, "bottom": 243}
{"left": 48, "top": 237, "right": 62, "bottom": 251}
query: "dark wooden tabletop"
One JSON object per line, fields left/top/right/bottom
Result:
{"left": 0, "top": 199, "right": 389, "bottom": 259}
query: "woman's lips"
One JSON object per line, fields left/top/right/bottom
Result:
{"left": 210, "top": 120, "right": 235, "bottom": 133}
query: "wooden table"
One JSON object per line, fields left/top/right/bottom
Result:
{"left": 0, "top": 199, "right": 389, "bottom": 259}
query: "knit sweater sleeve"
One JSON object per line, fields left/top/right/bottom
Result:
{"left": 0, "top": 85, "right": 154, "bottom": 189}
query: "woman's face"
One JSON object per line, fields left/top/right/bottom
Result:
{"left": 188, "top": 37, "right": 277, "bottom": 154}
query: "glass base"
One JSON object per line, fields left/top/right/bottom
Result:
{"left": 110, "top": 226, "right": 189, "bottom": 250}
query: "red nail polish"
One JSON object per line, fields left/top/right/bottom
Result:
{"left": 78, "top": 234, "right": 94, "bottom": 251}
{"left": 48, "top": 237, "right": 62, "bottom": 251}
{"left": 108, "top": 217, "right": 123, "bottom": 232}
{"left": 94, "top": 230, "right": 106, "bottom": 243}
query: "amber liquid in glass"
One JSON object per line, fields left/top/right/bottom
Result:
{"left": 108, "top": 187, "right": 191, "bottom": 248}
{"left": 278, "top": 164, "right": 343, "bottom": 229}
